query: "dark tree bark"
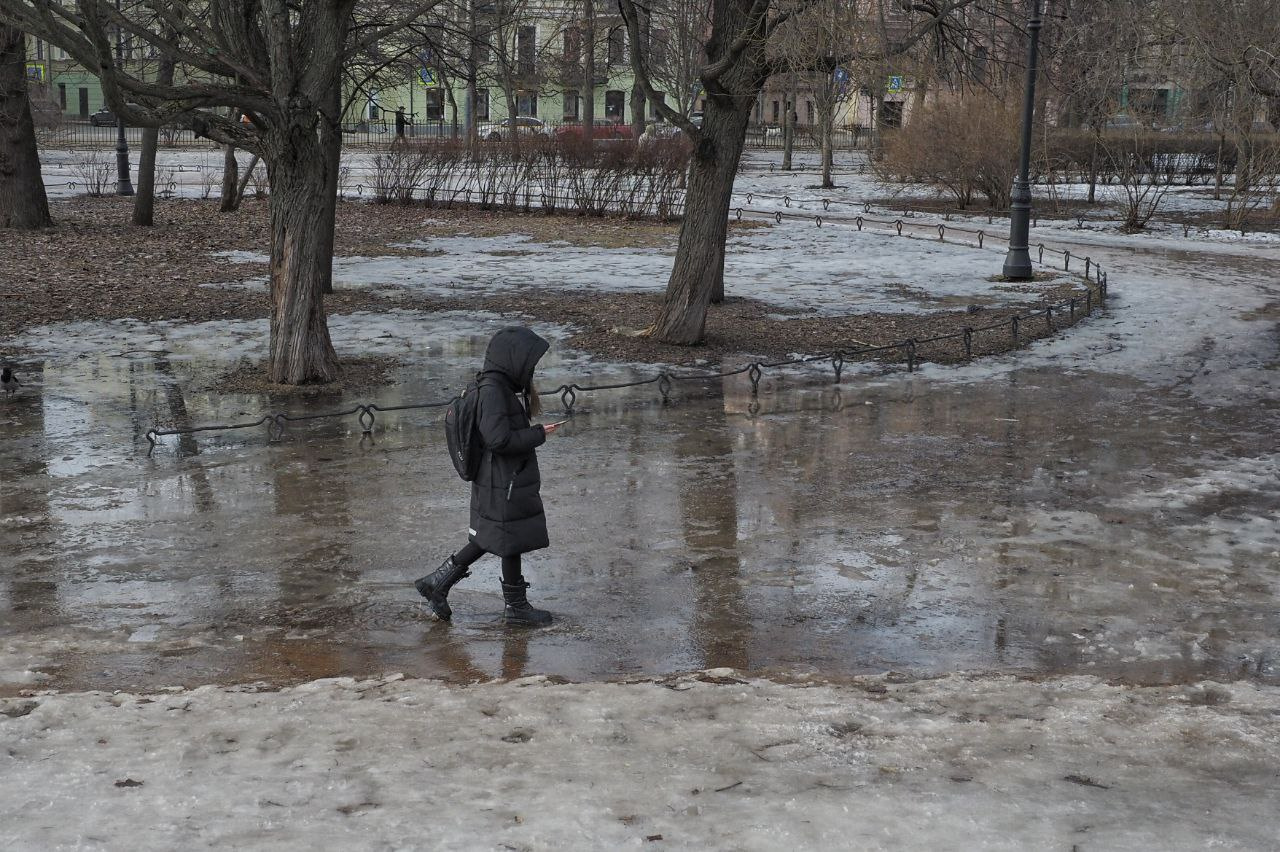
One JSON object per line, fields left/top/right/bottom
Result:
{"left": 781, "top": 88, "right": 795, "bottom": 170}
{"left": 133, "top": 53, "right": 176, "bottom": 226}
{"left": 0, "top": 24, "right": 51, "bottom": 229}
{"left": 265, "top": 126, "right": 340, "bottom": 384}
{"left": 653, "top": 103, "right": 753, "bottom": 338}
{"left": 317, "top": 83, "right": 342, "bottom": 295}
{"left": 628, "top": 6, "right": 649, "bottom": 139}
{"left": 582, "top": 0, "right": 596, "bottom": 143}
{"left": 621, "top": 0, "right": 770, "bottom": 344}
{"left": 219, "top": 118, "right": 239, "bottom": 213}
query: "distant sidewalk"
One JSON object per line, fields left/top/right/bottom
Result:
{"left": 3, "top": 671, "right": 1276, "bottom": 850}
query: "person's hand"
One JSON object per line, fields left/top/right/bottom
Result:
{"left": 543, "top": 422, "right": 562, "bottom": 436}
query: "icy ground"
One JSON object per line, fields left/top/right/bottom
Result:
{"left": 4, "top": 672, "right": 1278, "bottom": 850}
{"left": 4, "top": 149, "right": 1279, "bottom": 849}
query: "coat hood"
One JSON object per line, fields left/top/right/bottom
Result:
{"left": 481, "top": 326, "right": 550, "bottom": 391}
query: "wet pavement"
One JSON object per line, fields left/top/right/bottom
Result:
{"left": 2, "top": 231, "right": 1278, "bottom": 695}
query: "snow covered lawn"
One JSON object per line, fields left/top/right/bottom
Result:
{"left": 3, "top": 672, "right": 1276, "bottom": 850}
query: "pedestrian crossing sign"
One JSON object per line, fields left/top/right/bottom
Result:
{"left": 418, "top": 69, "right": 437, "bottom": 87}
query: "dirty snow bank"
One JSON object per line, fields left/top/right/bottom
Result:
{"left": 3, "top": 672, "right": 1276, "bottom": 850}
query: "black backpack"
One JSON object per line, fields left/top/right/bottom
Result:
{"left": 444, "top": 374, "right": 485, "bottom": 481}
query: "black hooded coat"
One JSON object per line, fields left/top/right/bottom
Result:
{"left": 469, "top": 327, "right": 551, "bottom": 557}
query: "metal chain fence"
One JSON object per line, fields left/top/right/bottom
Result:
{"left": 145, "top": 208, "right": 1110, "bottom": 455}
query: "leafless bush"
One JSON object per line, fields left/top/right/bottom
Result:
{"left": 1222, "top": 134, "right": 1280, "bottom": 233}
{"left": 200, "top": 168, "right": 218, "bottom": 200}
{"left": 247, "top": 161, "right": 269, "bottom": 198}
{"left": 875, "top": 95, "right": 1020, "bottom": 210}
{"left": 156, "top": 166, "right": 177, "bottom": 199}
{"left": 336, "top": 164, "right": 352, "bottom": 201}
{"left": 372, "top": 144, "right": 433, "bottom": 204}
{"left": 366, "top": 136, "right": 691, "bottom": 218}
{"left": 72, "top": 152, "right": 114, "bottom": 197}
{"left": 1100, "top": 131, "right": 1178, "bottom": 231}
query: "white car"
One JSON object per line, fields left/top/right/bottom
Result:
{"left": 478, "top": 116, "right": 550, "bottom": 141}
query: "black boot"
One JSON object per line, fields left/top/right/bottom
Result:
{"left": 501, "top": 580, "right": 553, "bottom": 627}
{"left": 414, "top": 558, "right": 470, "bottom": 621}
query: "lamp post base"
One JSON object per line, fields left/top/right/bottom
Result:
{"left": 115, "top": 121, "right": 134, "bottom": 197}
{"left": 1002, "top": 249, "right": 1033, "bottom": 280}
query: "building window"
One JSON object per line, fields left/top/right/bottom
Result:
{"left": 78, "top": 87, "right": 89, "bottom": 118}
{"left": 652, "top": 30, "right": 668, "bottom": 66}
{"left": 475, "top": 89, "right": 490, "bottom": 121}
{"left": 604, "top": 90, "right": 625, "bottom": 118}
{"left": 517, "top": 26, "right": 536, "bottom": 76}
{"left": 58, "top": 83, "right": 66, "bottom": 111}
{"left": 563, "top": 90, "right": 579, "bottom": 119}
{"left": 369, "top": 102, "right": 380, "bottom": 121}
{"left": 35, "top": 38, "right": 44, "bottom": 60}
{"left": 806, "top": 101, "right": 814, "bottom": 125}
{"left": 476, "top": 36, "right": 491, "bottom": 65}
{"left": 517, "top": 92, "right": 537, "bottom": 117}
{"left": 563, "top": 26, "right": 581, "bottom": 63}
{"left": 424, "top": 90, "right": 444, "bottom": 121}
{"left": 880, "top": 100, "right": 904, "bottom": 128}
{"left": 771, "top": 100, "right": 779, "bottom": 123}
{"left": 607, "top": 27, "right": 625, "bottom": 65}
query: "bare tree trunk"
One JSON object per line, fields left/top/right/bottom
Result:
{"left": 133, "top": 53, "right": 176, "bottom": 226}
{"left": 1087, "top": 128, "right": 1099, "bottom": 203}
{"left": 265, "top": 129, "right": 340, "bottom": 384}
{"left": 316, "top": 83, "right": 342, "bottom": 294}
{"left": 629, "top": 5, "right": 648, "bottom": 138}
{"left": 820, "top": 109, "right": 834, "bottom": 189}
{"left": 0, "top": 24, "right": 52, "bottom": 229}
{"left": 781, "top": 86, "right": 795, "bottom": 170}
{"left": 219, "top": 138, "right": 239, "bottom": 212}
{"left": 649, "top": 104, "right": 752, "bottom": 342}
{"left": 583, "top": 0, "right": 596, "bottom": 143}
{"left": 1214, "top": 133, "right": 1224, "bottom": 201}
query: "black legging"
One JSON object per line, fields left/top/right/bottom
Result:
{"left": 453, "top": 541, "right": 522, "bottom": 585}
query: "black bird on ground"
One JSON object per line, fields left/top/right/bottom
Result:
{"left": 2, "top": 367, "right": 20, "bottom": 396}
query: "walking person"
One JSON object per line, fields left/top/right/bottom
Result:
{"left": 394, "top": 105, "right": 413, "bottom": 140}
{"left": 415, "top": 326, "right": 562, "bottom": 626}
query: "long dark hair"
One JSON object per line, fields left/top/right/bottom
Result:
{"left": 526, "top": 385, "right": 542, "bottom": 417}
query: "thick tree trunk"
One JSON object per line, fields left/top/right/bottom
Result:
{"left": 133, "top": 53, "right": 175, "bottom": 226}
{"left": 649, "top": 104, "right": 751, "bottom": 342}
{"left": 265, "top": 130, "right": 340, "bottom": 384}
{"left": 0, "top": 25, "right": 52, "bottom": 229}
{"left": 317, "top": 84, "right": 341, "bottom": 294}
{"left": 219, "top": 141, "right": 240, "bottom": 212}
{"left": 134, "top": 127, "right": 160, "bottom": 225}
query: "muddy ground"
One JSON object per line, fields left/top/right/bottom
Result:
{"left": 1, "top": 196, "right": 1094, "bottom": 379}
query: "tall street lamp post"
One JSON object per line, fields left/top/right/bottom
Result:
{"left": 1002, "top": 0, "right": 1043, "bottom": 280}
{"left": 114, "top": 0, "right": 133, "bottom": 196}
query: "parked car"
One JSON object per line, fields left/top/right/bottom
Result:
{"left": 478, "top": 116, "right": 550, "bottom": 141}
{"left": 88, "top": 104, "right": 144, "bottom": 126}
{"left": 89, "top": 107, "right": 119, "bottom": 126}
{"left": 553, "top": 119, "right": 636, "bottom": 142}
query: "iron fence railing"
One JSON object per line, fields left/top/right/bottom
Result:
{"left": 145, "top": 205, "right": 1110, "bottom": 455}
